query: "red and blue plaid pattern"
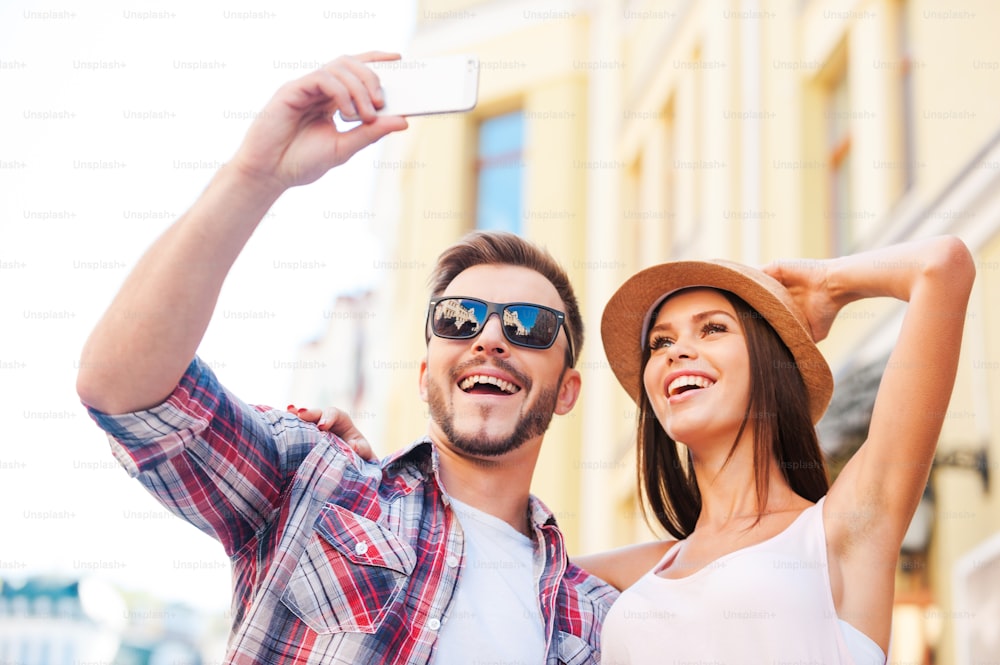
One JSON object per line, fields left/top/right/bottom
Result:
{"left": 86, "top": 357, "right": 617, "bottom": 664}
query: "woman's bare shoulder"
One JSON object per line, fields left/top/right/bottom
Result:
{"left": 573, "top": 540, "right": 677, "bottom": 591}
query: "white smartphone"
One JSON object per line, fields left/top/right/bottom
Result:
{"left": 342, "top": 54, "right": 480, "bottom": 120}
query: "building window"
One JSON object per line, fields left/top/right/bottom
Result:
{"left": 475, "top": 111, "right": 524, "bottom": 234}
{"left": 624, "top": 156, "right": 642, "bottom": 268}
{"left": 828, "top": 65, "right": 854, "bottom": 253}
{"left": 898, "top": 0, "right": 916, "bottom": 193}
{"left": 661, "top": 103, "right": 677, "bottom": 255}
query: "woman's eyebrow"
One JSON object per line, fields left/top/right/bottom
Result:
{"left": 649, "top": 309, "right": 737, "bottom": 336}
{"left": 691, "top": 309, "right": 738, "bottom": 323}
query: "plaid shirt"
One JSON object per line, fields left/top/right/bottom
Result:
{"left": 86, "top": 357, "right": 618, "bottom": 664}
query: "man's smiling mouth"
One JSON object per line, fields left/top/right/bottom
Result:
{"left": 458, "top": 374, "right": 521, "bottom": 395}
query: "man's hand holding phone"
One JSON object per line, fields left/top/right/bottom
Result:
{"left": 230, "top": 52, "right": 410, "bottom": 192}
{"left": 340, "top": 54, "right": 480, "bottom": 121}
{"left": 230, "top": 52, "right": 480, "bottom": 194}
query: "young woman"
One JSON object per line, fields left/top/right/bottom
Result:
{"left": 588, "top": 236, "right": 975, "bottom": 664}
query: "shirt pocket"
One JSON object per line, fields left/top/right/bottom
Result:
{"left": 554, "top": 631, "right": 598, "bottom": 665}
{"left": 280, "top": 503, "right": 417, "bottom": 634}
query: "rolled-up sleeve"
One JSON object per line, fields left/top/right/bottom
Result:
{"left": 85, "top": 356, "right": 328, "bottom": 556}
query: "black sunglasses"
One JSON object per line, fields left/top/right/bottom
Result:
{"left": 427, "top": 297, "right": 575, "bottom": 363}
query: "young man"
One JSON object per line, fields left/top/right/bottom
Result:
{"left": 76, "top": 53, "right": 616, "bottom": 664}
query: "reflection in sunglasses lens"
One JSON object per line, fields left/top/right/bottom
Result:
{"left": 504, "top": 305, "right": 556, "bottom": 347}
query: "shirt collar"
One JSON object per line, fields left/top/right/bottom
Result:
{"left": 382, "top": 437, "right": 560, "bottom": 530}
{"left": 527, "top": 494, "right": 560, "bottom": 530}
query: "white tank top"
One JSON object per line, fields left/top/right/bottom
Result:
{"left": 601, "top": 497, "right": 885, "bottom": 664}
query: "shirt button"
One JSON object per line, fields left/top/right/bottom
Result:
{"left": 428, "top": 618, "right": 441, "bottom": 631}
{"left": 446, "top": 555, "right": 459, "bottom": 568}
{"left": 354, "top": 541, "right": 369, "bottom": 555}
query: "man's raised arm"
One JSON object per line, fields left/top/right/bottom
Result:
{"left": 77, "top": 53, "right": 407, "bottom": 414}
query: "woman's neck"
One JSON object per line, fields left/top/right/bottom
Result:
{"left": 689, "top": 437, "right": 801, "bottom": 530}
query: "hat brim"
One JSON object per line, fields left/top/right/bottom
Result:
{"left": 600, "top": 260, "right": 833, "bottom": 424}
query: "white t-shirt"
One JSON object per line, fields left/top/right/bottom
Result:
{"left": 432, "top": 496, "right": 546, "bottom": 664}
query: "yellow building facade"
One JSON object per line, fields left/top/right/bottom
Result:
{"left": 355, "top": 1, "right": 1000, "bottom": 662}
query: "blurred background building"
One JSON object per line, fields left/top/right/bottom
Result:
{"left": 0, "top": 575, "right": 227, "bottom": 664}
{"left": 0, "top": 577, "right": 123, "bottom": 665}
{"left": 294, "top": 0, "right": 1000, "bottom": 663}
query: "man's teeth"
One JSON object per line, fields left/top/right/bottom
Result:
{"left": 668, "top": 375, "right": 715, "bottom": 397}
{"left": 459, "top": 374, "right": 520, "bottom": 394}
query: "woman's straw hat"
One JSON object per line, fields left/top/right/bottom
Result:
{"left": 600, "top": 260, "right": 834, "bottom": 424}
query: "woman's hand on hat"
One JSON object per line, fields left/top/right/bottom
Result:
{"left": 762, "top": 258, "right": 843, "bottom": 343}
{"left": 287, "top": 403, "right": 377, "bottom": 462}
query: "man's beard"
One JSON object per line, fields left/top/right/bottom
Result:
{"left": 427, "top": 363, "right": 561, "bottom": 458}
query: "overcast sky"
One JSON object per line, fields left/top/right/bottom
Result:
{"left": 1, "top": 0, "right": 415, "bottom": 615}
